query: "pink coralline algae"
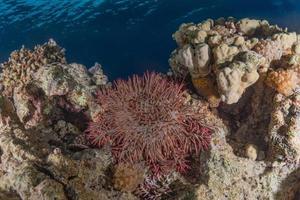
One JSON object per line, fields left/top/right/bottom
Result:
{"left": 86, "top": 72, "right": 212, "bottom": 176}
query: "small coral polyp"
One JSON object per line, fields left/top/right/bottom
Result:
{"left": 86, "top": 72, "right": 212, "bottom": 175}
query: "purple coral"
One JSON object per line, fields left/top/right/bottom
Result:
{"left": 86, "top": 72, "right": 212, "bottom": 175}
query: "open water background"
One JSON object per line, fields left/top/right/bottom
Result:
{"left": 0, "top": 0, "right": 300, "bottom": 80}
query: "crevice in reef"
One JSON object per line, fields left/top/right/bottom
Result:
{"left": 275, "top": 166, "right": 300, "bottom": 200}
{"left": 34, "top": 160, "right": 87, "bottom": 200}
{"left": 217, "top": 79, "right": 274, "bottom": 159}
{"left": 0, "top": 189, "right": 22, "bottom": 200}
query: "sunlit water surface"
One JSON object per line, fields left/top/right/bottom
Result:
{"left": 1, "top": 0, "right": 300, "bottom": 79}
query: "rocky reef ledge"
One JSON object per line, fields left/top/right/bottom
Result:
{"left": 0, "top": 18, "right": 300, "bottom": 200}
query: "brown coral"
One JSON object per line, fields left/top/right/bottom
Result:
{"left": 113, "top": 164, "right": 146, "bottom": 192}
{"left": 192, "top": 77, "right": 220, "bottom": 107}
{"left": 0, "top": 39, "right": 66, "bottom": 97}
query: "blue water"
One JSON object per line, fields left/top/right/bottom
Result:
{"left": 1, "top": 0, "right": 300, "bottom": 80}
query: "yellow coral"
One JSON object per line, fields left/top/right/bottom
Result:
{"left": 113, "top": 164, "right": 145, "bottom": 192}
{"left": 265, "top": 67, "right": 299, "bottom": 96}
{"left": 192, "top": 77, "right": 221, "bottom": 107}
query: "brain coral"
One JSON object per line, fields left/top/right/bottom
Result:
{"left": 86, "top": 72, "right": 212, "bottom": 175}
{"left": 0, "top": 39, "right": 66, "bottom": 97}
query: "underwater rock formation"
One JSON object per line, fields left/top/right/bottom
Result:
{"left": 169, "top": 17, "right": 300, "bottom": 199}
{"left": 0, "top": 40, "right": 136, "bottom": 200}
{"left": 169, "top": 17, "right": 300, "bottom": 106}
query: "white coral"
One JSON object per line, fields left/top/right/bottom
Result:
{"left": 216, "top": 51, "right": 263, "bottom": 104}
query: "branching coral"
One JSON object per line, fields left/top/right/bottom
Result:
{"left": 0, "top": 39, "right": 65, "bottom": 97}
{"left": 86, "top": 72, "right": 212, "bottom": 175}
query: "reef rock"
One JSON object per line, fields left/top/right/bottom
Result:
{"left": 0, "top": 40, "right": 139, "bottom": 200}
{"left": 167, "top": 17, "right": 300, "bottom": 200}
{"left": 195, "top": 125, "right": 299, "bottom": 200}
{"left": 268, "top": 93, "right": 300, "bottom": 161}
{"left": 89, "top": 62, "right": 109, "bottom": 86}
{"left": 33, "top": 62, "right": 94, "bottom": 110}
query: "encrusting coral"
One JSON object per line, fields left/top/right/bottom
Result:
{"left": 86, "top": 72, "right": 213, "bottom": 176}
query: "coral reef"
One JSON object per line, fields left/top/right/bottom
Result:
{"left": 0, "top": 39, "right": 66, "bottom": 97}
{"left": 168, "top": 17, "right": 300, "bottom": 199}
{"left": 0, "top": 17, "right": 300, "bottom": 200}
{"left": 0, "top": 40, "right": 137, "bottom": 200}
{"left": 169, "top": 17, "right": 299, "bottom": 105}
{"left": 0, "top": 41, "right": 106, "bottom": 129}
{"left": 268, "top": 93, "right": 300, "bottom": 161}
